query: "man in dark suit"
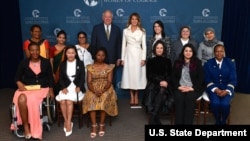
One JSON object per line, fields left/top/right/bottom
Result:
{"left": 90, "top": 9, "right": 122, "bottom": 65}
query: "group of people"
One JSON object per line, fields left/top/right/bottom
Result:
{"left": 10, "top": 9, "right": 237, "bottom": 140}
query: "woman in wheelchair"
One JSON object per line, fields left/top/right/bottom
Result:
{"left": 11, "top": 42, "right": 54, "bottom": 139}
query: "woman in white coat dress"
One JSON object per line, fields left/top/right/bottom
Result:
{"left": 121, "top": 12, "right": 147, "bottom": 107}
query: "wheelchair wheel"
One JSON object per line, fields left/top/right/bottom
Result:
{"left": 46, "top": 97, "right": 56, "bottom": 124}
{"left": 9, "top": 104, "right": 13, "bottom": 123}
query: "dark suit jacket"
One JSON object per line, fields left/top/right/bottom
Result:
{"left": 90, "top": 23, "right": 122, "bottom": 64}
{"left": 204, "top": 57, "right": 237, "bottom": 96}
{"left": 171, "top": 58, "right": 205, "bottom": 97}
{"left": 15, "top": 57, "right": 54, "bottom": 88}
{"left": 59, "top": 59, "right": 86, "bottom": 93}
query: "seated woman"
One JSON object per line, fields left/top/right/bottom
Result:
{"left": 204, "top": 44, "right": 237, "bottom": 125}
{"left": 11, "top": 42, "right": 54, "bottom": 139}
{"left": 55, "top": 45, "right": 85, "bottom": 136}
{"left": 142, "top": 40, "right": 173, "bottom": 125}
{"left": 82, "top": 47, "right": 118, "bottom": 138}
{"left": 172, "top": 43, "right": 205, "bottom": 125}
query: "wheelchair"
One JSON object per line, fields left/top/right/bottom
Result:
{"left": 9, "top": 96, "right": 56, "bottom": 138}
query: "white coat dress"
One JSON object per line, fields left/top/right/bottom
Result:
{"left": 121, "top": 25, "right": 147, "bottom": 90}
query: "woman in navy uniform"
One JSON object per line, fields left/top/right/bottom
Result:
{"left": 204, "top": 44, "right": 237, "bottom": 125}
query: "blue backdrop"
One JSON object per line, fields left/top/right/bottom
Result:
{"left": 19, "top": 0, "right": 224, "bottom": 98}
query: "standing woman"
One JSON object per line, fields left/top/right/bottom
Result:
{"left": 50, "top": 30, "right": 67, "bottom": 95}
{"left": 198, "top": 27, "right": 224, "bottom": 66}
{"left": 75, "top": 31, "right": 94, "bottom": 89}
{"left": 171, "top": 25, "right": 197, "bottom": 64}
{"left": 56, "top": 45, "right": 85, "bottom": 137}
{"left": 172, "top": 43, "right": 205, "bottom": 124}
{"left": 23, "top": 24, "right": 50, "bottom": 59}
{"left": 121, "top": 12, "right": 147, "bottom": 107}
{"left": 147, "top": 20, "right": 171, "bottom": 59}
{"left": 11, "top": 42, "right": 54, "bottom": 140}
{"left": 204, "top": 44, "right": 237, "bottom": 125}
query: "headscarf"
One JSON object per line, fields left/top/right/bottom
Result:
{"left": 203, "top": 27, "right": 219, "bottom": 47}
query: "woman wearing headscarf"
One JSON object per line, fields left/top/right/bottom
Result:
{"left": 197, "top": 27, "right": 224, "bottom": 66}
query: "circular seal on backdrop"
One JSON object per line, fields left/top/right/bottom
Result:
{"left": 159, "top": 8, "right": 167, "bottom": 17}
{"left": 83, "top": 0, "right": 98, "bottom": 7}
{"left": 202, "top": 8, "right": 210, "bottom": 17}
{"left": 116, "top": 8, "right": 124, "bottom": 17}
{"left": 54, "top": 28, "right": 61, "bottom": 36}
{"left": 74, "top": 9, "right": 82, "bottom": 17}
{"left": 32, "top": 9, "right": 40, "bottom": 18}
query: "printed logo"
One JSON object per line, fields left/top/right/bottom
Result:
{"left": 113, "top": 8, "right": 128, "bottom": 24}
{"left": 66, "top": 9, "right": 90, "bottom": 24}
{"left": 202, "top": 8, "right": 210, "bottom": 17}
{"left": 83, "top": 0, "right": 98, "bottom": 7}
{"left": 25, "top": 9, "right": 48, "bottom": 24}
{"left": 159, "top": 8, "right": 167, "bottom": 17}
{"left": 150, "top": 8, "right": 175, "bottom": 24}
{"left": 193, "top": 8, "right": 218, "bottom": 24}
{"left": 116, "top": 8, "right": 124, "bottom": 17}
{"left": 54, "top": 28, "right": 61, "bottom": 36}
{"left": 32, "top": 9, "right": 40, "bottom": 18}
{"left": 74, "top": 9, "right": 82, "bottom": 17}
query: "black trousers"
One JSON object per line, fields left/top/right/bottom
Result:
{"left": 148, "top": 87, "right": 166, "bottom": 125}
{"left": 174, "top": 90, "right": 197, "bottom": 125}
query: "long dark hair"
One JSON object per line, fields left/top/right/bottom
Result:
{"left": 175, "top": 43, "right": 199, "bottom": 71}
{"left": 63, "top": 45, "right": 80, "bottom": 62}
{"left": 177, "top": 43, "right": 197, "bottom": 61}
{"left": 152, "top": 20, "right": 166, "bottom": 37}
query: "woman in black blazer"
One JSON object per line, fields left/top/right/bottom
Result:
{"left": 172, "top": 43, "right": 205, "bottom": 124}
{"left": 56, "top": 45, "right": 85, "bottom": 136}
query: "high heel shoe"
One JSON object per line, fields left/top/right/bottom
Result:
{"left": 64, "top": 127, "right": 66, "bottom": 132}
{"left": 98, "top": 123, "right": 105, "bottom": 137}
{"left": 65, "top": 122, "right": 73, "bottom": 137}
{"left": 90, "top": 124, "right": 98, "bottom": 138}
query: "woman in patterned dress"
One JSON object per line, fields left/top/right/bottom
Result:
{"left": 82, "top": 47, "right": 118, "bottom": 138}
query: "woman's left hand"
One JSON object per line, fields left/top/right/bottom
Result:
{"left": 48, "top": 88, "right": 54, "bottom": 99}
{"left": 141, "top": 60, "right": 145, "bottom": 66}
{"left": 160, "top": 81, "right": 168, "bottom": 88}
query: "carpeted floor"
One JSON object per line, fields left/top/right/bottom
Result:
{"left": 0, "top": 88, "right": 249, "bottom": 141}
